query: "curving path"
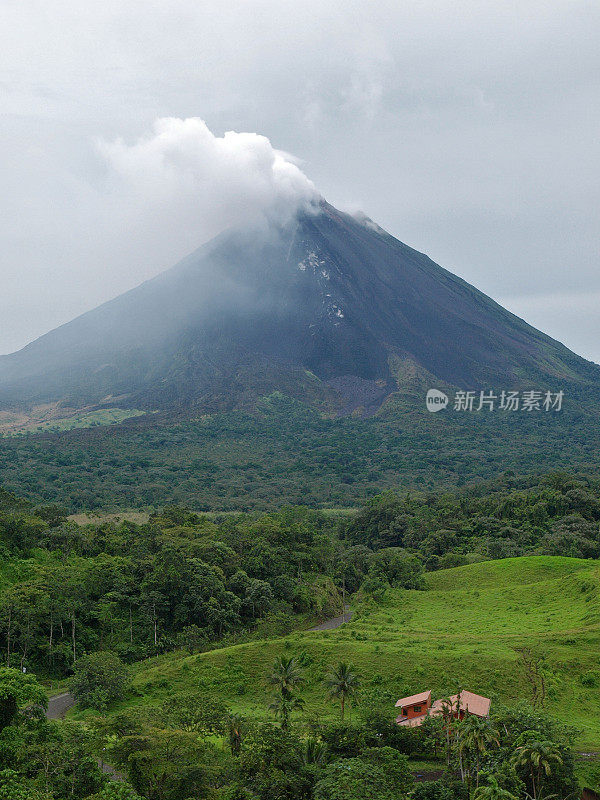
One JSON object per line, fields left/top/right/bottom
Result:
{"left": 308, "top": 604, "right": 352, "bottom": 631}
{"left": 46, "top": 691, "right": 124, "bottom": 781}
{"left": 46, "top": 691, "right": 75, "bottom": 719}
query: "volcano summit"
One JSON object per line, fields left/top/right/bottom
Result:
{"left": 1, "top": 201, "right": 598, "bottom": 416}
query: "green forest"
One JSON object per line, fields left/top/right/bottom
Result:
{"left": 1, "top": 471, "right": 600, "bottom": 797}
{"left": 1, "top": 394, "right": 599, "bottom": 510}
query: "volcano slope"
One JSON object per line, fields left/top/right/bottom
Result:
{"left": 1, "top": 201, "right": 599, "bottom": 415}
{"left": 2, "top": 201, "right": 600, "bottom": 509}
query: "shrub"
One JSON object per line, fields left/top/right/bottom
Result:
{"left": 69, "top": 651, "right": 129, "bottom": 711}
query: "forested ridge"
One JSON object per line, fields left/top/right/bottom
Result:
{"left": 2, "top": 470, "right": 600, "bottom": 676}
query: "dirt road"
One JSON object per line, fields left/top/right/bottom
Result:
{"left": 46, "top": 691, "right": 75, "bottom": 719}
{"left": 308, "top": 604, "right": 352, "bottom": 631}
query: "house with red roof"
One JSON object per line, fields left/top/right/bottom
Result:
{"left": 395, "top": 690, "right": 432, "bottom": 727}
{"left": 395, "top": 689, "right": 490, "bottom": 727}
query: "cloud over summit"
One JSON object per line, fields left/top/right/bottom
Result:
{"left": 98, "top": 117, "right": 319, "bottom": 233}
{"left": 2, "top": 1, "right": 599, "bottom": 359}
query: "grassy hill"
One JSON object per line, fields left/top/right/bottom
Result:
{"left": 118, "top": 556, "right": 600, "bottom": 753}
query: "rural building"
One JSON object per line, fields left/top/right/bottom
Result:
{"left": 395, "top": 689, "right": 491, "bottom": 727}
{"left": 394, "top": 690, "right": 432, "bottom": 727}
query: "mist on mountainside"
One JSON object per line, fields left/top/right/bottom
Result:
{"left": 1, "top": 195, "right": 599, "bottom": 417}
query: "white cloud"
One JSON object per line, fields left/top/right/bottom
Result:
{"left": 1, "top": 1, "right": 599, "bottom": 358}
{"left": 97, "top": 117, "right": 319, "bottom": 234}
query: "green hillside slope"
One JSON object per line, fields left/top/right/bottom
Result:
{"left": 123, "top": 556, "right": 600, "bottom": 750}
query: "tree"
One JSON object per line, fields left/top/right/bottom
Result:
{"left": 361, "top": 747, "right": 413, "bottom": 791}
{"left": 245, "top": 580, "right": 274, "bottom": 618}
{"left": 26, "top": 722, "right": 105, "bottom": 799}
{"left": 139, "top": 589, "right": 167, "bottom": 650}
{"left": 325, "top": 661, "right": 360, "bottom": 721}
{"left": 178, "top": 624, "right": 206, "bottom": 654}
{"left": 314, "top": 748, "right": 413, "bottom": 800}
{"left": 69, "top": 651, "right": 129, "bottom": 711}
{"left": 236, "top": 724, "right": 311, "bottom": 800}
{"left": 515, "top": 648, "right": 547, "bottom": 709}
{"left": 0, "top": 584, "right": 48, "bottom": 670}
{"left": 412, "top": 781, "right": 464, "bottom": 800}
{"left": 162, "top": 692, "right": 228, "bottom": 736}
{"left": 268, "top": 656, "right": 304, "bottom": 696}
{"left": 269, "top": 692, "right": 305, "bottom": 731}
{"left": 494, "top": 707, "right": 575, "bottom": 798}
{"left": 511, "top": 732, "right": 563, "bottom": 800}
{"left": 222, "top": 787, "right": 260, "bottom": 800}
{"left": 359, "top": 572, "right": 389, "bottom": 602}
{"left": 206, "top": 595, "right": 240, "bottom": 637}
{"left": 227, "top": 714, "right": 245, "bottom": 756}
{"left": 34, "top": 505, "right": 67, "bottom": 528}
{"left": 320, "top": 722, "right": 364, "bottom": 758}
{"left": 88, "top": 783, "right": 144, "bottom": 800}
{"left": 0, "top": 668, "right": 46, "bottom": 731}
{"left": 268, "top": 656, "right": 305, "bottom": 730}
{"left": 457, "top": 715, "right": 499, "bottom": 790}
{"left": 0, "top": 769, "right": 48, "bottom": 800}
{"left": 110, "top": 728, "right": 209, "bottom": 800}
{"left": 60, "top": 569, "right": 89, "bottom": 664}
{"left": 473, "top": 775, "right": 518, "bottom": 800}
{"left": 438, "top": 694, "right": 460, "bottom": 767}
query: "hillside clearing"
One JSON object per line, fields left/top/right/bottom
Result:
{"left": 117, "top": 557, "right": 600, "bottom": 750}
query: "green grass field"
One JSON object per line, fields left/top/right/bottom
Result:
{"left": 1, "top": 408, "right": 146, "bottom": 437}
{"left": 118, "top": 556, "right": 600, "bottom": 753}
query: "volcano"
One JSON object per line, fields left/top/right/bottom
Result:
{"left": 1, "top": 201, "right": 598, "bottom": 415}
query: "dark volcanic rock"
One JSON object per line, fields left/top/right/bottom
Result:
{"left": 1, "top": 200, "right": 599, "bottom": 413}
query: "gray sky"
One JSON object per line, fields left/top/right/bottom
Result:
{"left": 1, "top": 0, "right": 599, "bottom": 361}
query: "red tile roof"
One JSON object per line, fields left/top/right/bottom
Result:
{"left": 394, "top": 690, "right": 432, "bottom": 708}
{"left": 395, "top": 689, "right": 491, "bottom": 726}
{"left": 430, "top": 690, "right": 491, "bottom": 718}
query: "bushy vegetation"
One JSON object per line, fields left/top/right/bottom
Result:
{"left": 0, "top": 492, "right": 424, "bottom": 678}
{"left": 0, "top": 657, "right": 581, "bottom": 799}
{"left": 125, "top": 555, "right": 600, "bottom": 749}
{"left": 1, "top": 473, "right": 600, "bottom": 796}
{"left": 69, "top": 652, "right": 130, "bottom": 712}
{"left": 2, "top": 471, "right": 600, "bottom": 680}
{"left": 0, "top": 394, "right": 599, "bottom": 510}
{"left": 343, "top": 469, "right": 600, "bottom": 563}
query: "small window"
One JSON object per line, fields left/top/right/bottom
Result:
{"left": 413, "top": 705, "right": 422, "bottom": 713}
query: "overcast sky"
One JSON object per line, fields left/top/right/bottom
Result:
{"left": 1, "top": 0, "right": 599, "bottom": 361}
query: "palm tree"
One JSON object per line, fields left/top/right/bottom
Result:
{"left": 438, "top": 694, "right": 458, "bottom": 767}
{"left": 324, "top": 661, "right": 360, "bottom": 721}
{"left": 458, "top": 715, "right": 500, "bottom": 790}
{"left": 269, "top": 656, "right": 305, "bottom": 695}
{"left": 226, "top": 713, "right": 244, "bottom": 756}
{"left": 268, "top": 691, "right": 305, "bottom": 730}
{"left": 511, "top": 733, "right": 563, "bottom": 800}
{"left": 473, "top": 775, "right": 518, "bottom": 800}
{"left": 268, "top": 655, "right": 305, "bottom": 730}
